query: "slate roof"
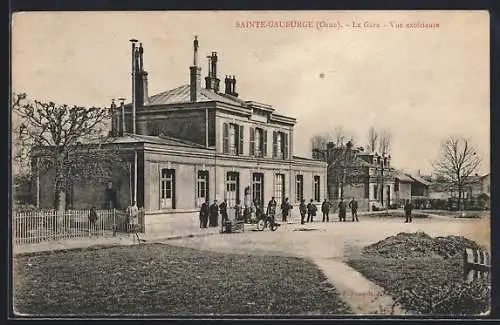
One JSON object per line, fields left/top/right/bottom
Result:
{"left": 410, "top": 174, "right": 431, "bottom": 186}
{"left": 144, "top": 85, "right": 246, "bottom": 106}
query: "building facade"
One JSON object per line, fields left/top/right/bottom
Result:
{"left": 35, "top": 37, "right": 327, "bottom": 234}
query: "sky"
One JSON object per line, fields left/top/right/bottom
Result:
{"left": 12, "top": 11, "right": 490, "bottom": 175}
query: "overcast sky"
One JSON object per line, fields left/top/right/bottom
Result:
{"left": 12, "top": 11, "right": 490, "bottom": 175}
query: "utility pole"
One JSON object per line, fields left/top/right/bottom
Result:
{"left": 130, "top": 38, "right": 138, "bottom": 205}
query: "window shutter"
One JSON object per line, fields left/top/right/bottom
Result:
{"left": 250, "top": 127, "right": 255, "bottom": 156}
{"left": 238, "top": 125, "right": 244, "bottom": 155}
{"left": 263, "top": 129, "right": 268, "bottom": 157}
{"left": 284, "top": 133, "right": 289, "bottom": 160}
{"left": 272, "top": 131, "right": 277, "bottom": 158}
{"left": 222, "top": 123, "right": 229, "bottom": 154}
{"left": 206, "top": 171, "right": 210, "bottom": 202}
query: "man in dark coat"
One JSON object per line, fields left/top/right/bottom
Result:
{"left": 199, "top": 199, "right": 209, "bottom": 228}
{"left": 281, "top": 197, "right": 292, "bottom": 222}
{"left": 234, "top": 199, "right": 243, "bottom": 221}
{"left": 338, "top": 198, "right": 347, "bottom": 222}
{"left": 267, "top": 197, "right": 277, "bottom": 221}
{"left": 348, "top": 198, "right": 359, "bottom": 222}
{"left": 307, "top": 199, "right": 317, "bottom": 223}
{"left": 299, "top": 199, "right": 307, "bottom": 225}
{"left": 209, "top": 200, "right": 219, "bottom": 227}
{"left": 321, "top": 199, "right": 330, "bottom": 222}
{"left": 404, "top": 199, "right": 413, "bottom": 223}
{"left": 220, "top": 199, "right": 229, "bottom": 224}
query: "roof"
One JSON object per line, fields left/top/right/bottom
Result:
{"left": 410, "top": 175, "right": 431, "bottom": 186}
{"left": 103, "top": 133, "right": 211, "bottom": 150}
{"left": 144, "top": 84, "right": 246, "bottom": 107}
{"left": 293, "top": 155, "right": 326, "bottom": 162}
{"left": 394, "top": 171, "right": 414, "bottom": 182}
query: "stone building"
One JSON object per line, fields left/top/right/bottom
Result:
{"left": 34, "top": 37, "right": 327, "bottom": 234}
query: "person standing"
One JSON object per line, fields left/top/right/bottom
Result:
{"left": 338, "top": 198, "right": 347, "bottom": 222}
{"left": 199, "top": 199, "right": 209, "bottom": 228}
{"left": 321, "top": 199, "right": 330, "bottom": 222}
{"left": 267, "top": 197, "right": 277, "bottom": 221}
{"left": 126, "top": 201, "right": 139, "bottom": 232}
{"left": 307, "top": 199, "right": 317, "bottom": 223}
{"left": 349, "top": 197, "right": 359, "bottom": 222}
{"left": 281, "top": 197, "right": 291, "bottom": 223}
{"left": 234, "top": 199, "right": 243, "bottom": 221}
{"left": 209, "top": 200, "right": 219, "bottom": 227}
{"left": 220, "top": 199, "right": 229, "bottom": 224}
{"left": 88, "top": 206, "right": 98, "bottom": 234}
{"left": 404, "top": 199, "right": 413, "bottom": 223}
{"left": 299, "top": 199, "right": 307, "bottom": 225}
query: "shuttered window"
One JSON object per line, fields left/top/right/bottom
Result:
{"left": 272, "top": 131, "right": 288, "bottom": 159}
{"left": 238, "top": 125, "right": 244, "bottom": 155}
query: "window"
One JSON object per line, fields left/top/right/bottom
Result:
{"left": 296, "top": 175, "right": 304, "bottom": 202}
{"left": 313, "top": 175, "right": 320, "bottom": 202}
{"left": 223, "top": 123, "right": 244, "bottom": 155}
{"left": 225, "top": 172, "right": 240, "bottom": 207}
{"left": 272, "top": 131, "right": 288, "bottom": 160}
{"left": 250, "top": 127, "right": 267, "bottom": 157}
{"left": 160, "top": 169, "right": 176, "bottom": 209}
{"left": 373, "top": 184, "right": 378, "bottom": 200}
{"left": 197, "top": 170, "right": 209, "bottom": 205}
{"left": 275, "top": 174, "right": 285, "bottom": 203}
{"left": 252, "top": 173, "right": 264, "bottom": 206}
{"left": 394, "top": 179, "right": 400, "bottom": 192}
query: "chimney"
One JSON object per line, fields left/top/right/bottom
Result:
{"left": 190, "top": 36, "right": 201, "bottom": 102}
{"left": 224, "top": 75, "right": 233, "bottom": 95}
{"left": 231, "top": 75, "right": 238, "bottom": 97}
{"left": 110, "top": 99, "right": 117, "bottom": 136}
{"left": 205, "top": 52, "right": 220, "bottom": 92}
{"left": 135, "top": 43, "right": 149, "bottom": 107}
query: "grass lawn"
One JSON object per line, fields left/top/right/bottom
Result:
{"left": 347, "top": 255, "right": 490, "bottom": 315}
{"left": 13, "top": 243, "right": 351, "bottom": 316}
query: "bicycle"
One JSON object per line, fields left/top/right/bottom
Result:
{"left": 256, "top": 214, "right": 280, "bottom": 232}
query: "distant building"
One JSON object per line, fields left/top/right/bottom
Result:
{"left": 33, "top": 37, "right": 327, "bottom": 234}
{"left": 314, "top": 143, "right": 431, "bottom": 211}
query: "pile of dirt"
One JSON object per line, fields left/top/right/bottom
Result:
{"left": 362, "top": 232, "right": 482, "bottom": 259}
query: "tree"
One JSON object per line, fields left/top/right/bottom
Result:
{"left": 312, "top": 130, "right": 363, "bottom": 200}
{"left": 379, "top": 129, "right": 392, "bottom": 156}
{"left": 367, "top": 127, "right": 378, "bottom": 153}
{"left": 12, "top": 93, "right": 127, "bottom": 212}
{"left": 433, "top": 136, "right": 481, "bottom": 210}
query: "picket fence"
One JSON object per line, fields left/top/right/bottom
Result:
{"left": 463, "top": 248, "right": 491, "bottom": 283}
{"left": 12, "top": 209, "right": 130, "bottom": 246}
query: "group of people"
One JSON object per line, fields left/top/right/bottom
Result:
{"left": 198, "top": 199, "right": 240, "bottom": 228}
{"left": 198, "top": 195, "right": 415, "bottom": 228}
{"left": 297, "top": 197, "right": 359, "bottom": 224}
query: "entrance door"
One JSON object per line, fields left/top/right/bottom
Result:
{"left": 197, "top": 170, "right": 209, "bottom": 207}
{"left": 226, "top": 172, "right": 240, "bottom": 218}
{"left": 160, "top": 169, "right": 175, "bottom": 209}
{"left": 252, "top": 173, "right": 264, "bottom": 207}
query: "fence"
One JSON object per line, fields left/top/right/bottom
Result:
{"left": 12, "top": 209, "right": 144, "bottom": 246}
{"left": 463, "top": 248, "right": 491, "bottom": 283}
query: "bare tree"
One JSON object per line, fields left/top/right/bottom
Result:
{"left": 433, "top": 136, "right": 481, "bottom": 210}
{"left": 379, "top": 129, "right": 392, "bottom": 156}
{"left": 367, "top": 127, "right": 379, "bottom": 153}
{"left": 12, "top": 93, "right": 126, "bottom": 212}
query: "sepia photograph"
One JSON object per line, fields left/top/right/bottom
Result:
{"left": 11, "top": 10, "right": 490, "bottom": 317}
